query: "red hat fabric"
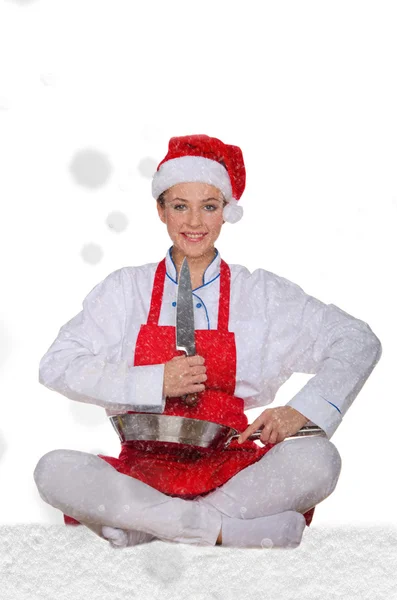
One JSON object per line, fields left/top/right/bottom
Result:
{"left": 152, "top": 135, "right": 246, "bottom": 223}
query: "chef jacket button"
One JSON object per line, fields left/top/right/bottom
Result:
{"left": 196, "top": 303, "right": 202, "bottom": 308}
{"left": 172, "top": 301, "right": 176, "bottom": 307}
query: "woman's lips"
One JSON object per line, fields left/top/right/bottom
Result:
{"left": 181, "top": 233, "right": 208, "bottom": 243}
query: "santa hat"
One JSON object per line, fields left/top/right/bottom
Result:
{"left": 152, "top": 134, "right": 246, "bottom": 223}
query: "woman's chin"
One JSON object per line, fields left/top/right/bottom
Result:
{"left": 175, "top": 247, "right": 207, "bottom": 259}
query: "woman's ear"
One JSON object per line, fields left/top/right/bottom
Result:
{"left": 156, "top": 202, "right": 166, "bottom": 224}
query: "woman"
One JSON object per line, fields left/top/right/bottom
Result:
{"left": 34, "top": 134, "right": 382, "bottom": 549}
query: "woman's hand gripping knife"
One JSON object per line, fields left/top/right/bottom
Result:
{"left": 237, "top": 406, "right": 310, "bottom": 445}
{"left": 163, "top": 355, "right": 207, "bottom": 405}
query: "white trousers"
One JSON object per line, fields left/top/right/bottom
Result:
{"left": 34, "top": 437, "right": 341, "bottom": 546}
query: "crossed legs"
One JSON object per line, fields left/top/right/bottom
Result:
{"left": 34, "top": 436, "right": 341, "bottom": 548}
{"left": 198, "top": 436, "right": 341, "bottom": 547}
{"left": 33, "top": 448, "right": 221, "bottom": 546}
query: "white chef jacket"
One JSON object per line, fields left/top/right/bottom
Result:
{"left": 39, "top": 247, "right": 382, "bottom": 440}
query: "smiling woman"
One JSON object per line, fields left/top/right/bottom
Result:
{"left": 34, "top": 134, "right": 382, "bottom": 550}
{"left": 156, "top": 183, "right": 226, "bottom": 289}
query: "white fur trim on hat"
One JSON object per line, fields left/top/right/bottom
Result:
{"left": 223, "top": 197, "right": 243, "bottom": 223}
{"left": 152, "top": 156, "right": 233, "bottom": 201}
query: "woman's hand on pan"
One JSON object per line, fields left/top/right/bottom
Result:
{"left": 163, "top": 355, "right": 207, "bottom": 398}
{"left": 237, "top": 406, "right": 309, "bottom": 445}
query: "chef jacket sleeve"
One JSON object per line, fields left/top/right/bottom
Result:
{"left": 266, "top": 274, "right": 382, "bottom": 439}
{"left": 38, "top": 269, "right": 166, "bottom": 413}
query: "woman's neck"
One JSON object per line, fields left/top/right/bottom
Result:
{"left": 171, "top": 246, "right": 216, "bottom": 287}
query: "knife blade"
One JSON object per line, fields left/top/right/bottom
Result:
{"left": 176, "top": 257, "right": 196, "bottom": 356}
{"left": 176, "top": 257, "right": 199, "bottom": 407}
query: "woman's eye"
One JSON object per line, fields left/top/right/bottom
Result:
{"left": 171, "top": 204, "right": 217, "bottom": 211}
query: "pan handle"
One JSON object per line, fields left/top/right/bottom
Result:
{"left": 231, "top": 425, "right": 326, "bottom": 444}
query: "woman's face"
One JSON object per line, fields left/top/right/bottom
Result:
{"left": 157, "top": 182, "right": 225, "bottom": 259}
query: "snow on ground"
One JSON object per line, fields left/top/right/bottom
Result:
{"left": 1, "top": 524, "right": 396, "bottom": 600}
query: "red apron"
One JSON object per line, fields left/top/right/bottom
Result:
{"left": 65, "top": 258, "right": 315, "bottom": 527}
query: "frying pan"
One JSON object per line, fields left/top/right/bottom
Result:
{"left": 109, "top": 413, "right": 326, "bottom": 451}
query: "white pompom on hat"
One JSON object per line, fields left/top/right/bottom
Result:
{"left": 152, "top": 134, "right": 246, "bottom": 223}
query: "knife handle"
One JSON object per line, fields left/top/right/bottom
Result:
{"left": 180, "top": 348, "right": 200, "bottom": 406}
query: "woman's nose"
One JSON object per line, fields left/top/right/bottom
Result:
{"left": 186, "top": 209, "right": 202, "bottom": 226}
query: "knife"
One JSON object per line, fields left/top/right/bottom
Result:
{"left": 176, "top": 257, "right": 199, "bottom": 406}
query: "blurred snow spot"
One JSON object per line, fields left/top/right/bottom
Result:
{"left": 40, "top": 73, "right": 57, "bottom": 87}
{"left": 98, "top": 505, "right": 105, "bottom": 512}
{"left": 138, "top": 157, "right": 157, "bottom": 179}
{"left": 69, "top": 149, "right": 112, "bottom": 189}
{"left": 106, "top": 211, "right": 129, "bottom": 233}
{"left": 80, "top": 243, "right": 103, "bottom": 265}
{"left": 261, "top": 537, "right": 274, "bottom": 548}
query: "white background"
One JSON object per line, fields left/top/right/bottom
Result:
{"left": 0, "top": 0, "right": 395, "bottom": 527}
